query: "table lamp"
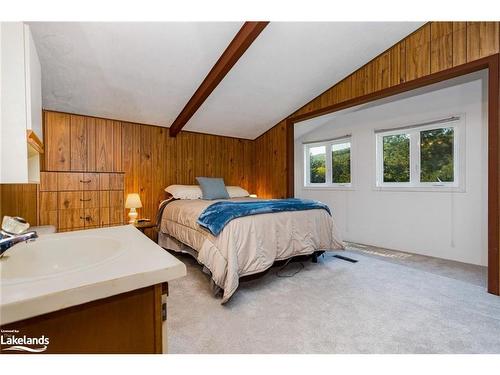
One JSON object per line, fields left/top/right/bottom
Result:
{"left": 125, "top": 193, "right": 142, "bottom": 224}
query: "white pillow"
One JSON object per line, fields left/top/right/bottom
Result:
{"left": 226, "top": 186, "right": 250, "bottom": 198}
{"left": 165, "top": 185, "right": 202, "bottom": 200}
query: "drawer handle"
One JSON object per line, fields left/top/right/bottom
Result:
{"left": 80, "top": 216, "right": 92, "bottom": 221}
{"left": 80, "top": 180, "right": 92, "bottom": 183}
{"left": 80, "top": 198, "right": 92, "bottom": 202}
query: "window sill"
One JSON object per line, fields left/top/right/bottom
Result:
{"left": 303, "top": 185, "right": 354, "bottom": 191}
{"left": 373, "top": 185, "right": 465, "bottom": 193}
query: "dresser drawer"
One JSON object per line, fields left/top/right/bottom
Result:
{"left": 84, "top": 208, "right": 100, "bottom": 228}
{"left": 109, "top": 191, "right": 123, "bottom": 207}
{"left": 58, "top": 209, "right": 85, "bottom": 230}
{"left": 110, "top": 207, "right": 124, "bottom": 225}
{"left": 81, "top": 173, "right": 100, "bottom": 190}
{"left": 99, "top": 173, "right": 124, "bottom": 190}
{"left": 39, "top": 192, "right": 58, "bottom": 229}
{"left": 82, "top": 191, "right": 100, "bottom": 209}
{"left": 59, "top": 191, "right": 84, "bottom": 210}
{"left": 57, "top": 173, "right": 83, "bottom": 191}
{"left": 39, "top": 172, "right": 58, "bottom": 191}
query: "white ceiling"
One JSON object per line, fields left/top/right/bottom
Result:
{"left": 29, "top": 22, "right": 242, "bottom": 125}
{"left": 30, "top": 22, "right": 424, "bottom": 139}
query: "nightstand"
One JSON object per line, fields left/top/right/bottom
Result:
{"left": 133, "top": 221, "right": 156, "bottom": 233}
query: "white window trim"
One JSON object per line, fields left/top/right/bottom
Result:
{"left": 375, "top": 116, "right": 465, "bottom": 192}
{"left": 304, "top": 137, "right": 353, "bottom": 189}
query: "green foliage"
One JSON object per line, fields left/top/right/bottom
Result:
{"left": 310, "top": 153, "right": 326, "bottom": 183}
{"left": 383, "top": 134, "right": 410, "bottom": 182}
{"left": 332, "top": 147, "right": 350, "bottom": 183}
{"left": 420, "top": 128, "right": 454, "bottom": 182}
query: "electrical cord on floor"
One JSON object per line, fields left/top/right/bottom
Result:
{"left": 276, "top": 258, "right": 304, "bottom": 278}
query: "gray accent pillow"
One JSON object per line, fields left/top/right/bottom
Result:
{"left": 196, "top": 177, "right": 230, "bottom": 200}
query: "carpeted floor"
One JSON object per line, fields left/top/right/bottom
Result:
{"left": 166, "top": 246, "right": 500, "bottom": 354}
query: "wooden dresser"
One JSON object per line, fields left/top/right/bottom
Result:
{"left": 38, "top": 171, "right": 125, "bottom": 232}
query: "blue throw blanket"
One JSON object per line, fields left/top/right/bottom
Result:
{"left": 197, "top": 198, "right": 331, "bottom": 236}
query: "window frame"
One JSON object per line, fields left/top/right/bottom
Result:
{"left": 304, "top": 136, "right": 353, "bottom": 189}
{"left": 375, "top": 117, "right": 465, "bottom": 191}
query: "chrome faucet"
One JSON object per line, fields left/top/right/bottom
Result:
{"left": 0, "top": 216, "right": 38, "bottom": 257}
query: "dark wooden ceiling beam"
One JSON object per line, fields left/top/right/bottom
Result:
{"left": 169, "top": 21, "right": 269, "bottom": 137}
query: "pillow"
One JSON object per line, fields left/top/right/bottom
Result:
{"left": 226, "top": 186, "right": 250, "bottom": 198}
{"left": 196, "top": 177, "right": 230, "bottom": 200}
{"left": 165, "top": 185, "right": 202, "bottom": 200}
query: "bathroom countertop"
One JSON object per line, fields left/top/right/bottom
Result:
{"left": 0, "top": 225, "right": 186, "bottom": 325}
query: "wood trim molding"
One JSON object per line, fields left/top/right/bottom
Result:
{"left": 169, "top": 21, "right": 269, "bottom": 137}
{"left": 26, "top": 129, "right": 44, "bottom": 154}
{"left": 288, "top": 54, "right": 500, "bottom": 296}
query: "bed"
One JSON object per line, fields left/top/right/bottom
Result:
{"left": 157, "top": 186, "right": 344, "bottom": 303}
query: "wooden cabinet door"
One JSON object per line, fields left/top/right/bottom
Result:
{"left": 95, "top": 119, "right": 114, "bottom": 172}
{"left": 86, "top": 117, "right": 97, "bottom": 172}
{"left": 57, "top": 173, "right": 83, "bottom": 191}
{"left": 70, "top": 115, "right": 87, "bottom": 171}
{"left": 44, "top": 112, "right": 71, "bottom": 171}
{"left": 112, "top": 121, "right": 123, "bottom": 172}
{"left": 93, "top": 120, "right": 122, "bottom": 173}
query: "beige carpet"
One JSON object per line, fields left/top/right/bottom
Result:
{"left": 166, "top": 247, "right": 500, "bottom": 354}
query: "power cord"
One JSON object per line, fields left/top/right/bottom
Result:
{"left": 276, "top": 258, "right": 304, "bottom": 278}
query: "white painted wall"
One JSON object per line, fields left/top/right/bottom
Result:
{"left": 294, "top": 75, "right": 488, "bottom": 266}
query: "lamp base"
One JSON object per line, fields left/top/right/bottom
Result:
{"left": 128, "top": 208, "right": 138, "bottom": 224}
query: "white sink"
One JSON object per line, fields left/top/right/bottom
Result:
{"left": 0, "top": 235, "right": 123, "bottom": 285}
{"left": 1, "top": 225, "right": 187, "bottom": 325}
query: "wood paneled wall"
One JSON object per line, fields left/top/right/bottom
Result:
{"left": 0, "top": 184, "right": 38, "bottom": 225}
{"left": 254, "top": 121, "right": 288, "bottom": 198}
{"left": 42, "top": 111, "right": 255, "bottom": 228}
{"left": 255, "top": 21, "right": 500, "bottom": 198}
{"left": 120, "top": 121, "right": 255, "bottom": 225}
{"left": 0, "top": 112, "right": 256, "bottom": 231}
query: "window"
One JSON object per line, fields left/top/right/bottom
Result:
{"left": 375, "top": 117, "right": 463, "bottom": 189}
{"left": 304, "top": 137, "right": 352, "bottom": 187}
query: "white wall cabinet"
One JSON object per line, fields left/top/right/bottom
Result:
{"left": 0, "top": 22, "right": 43, "bottom": 183}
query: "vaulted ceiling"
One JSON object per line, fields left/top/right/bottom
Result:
{"left": 30, "top": 22, "right": 424, "bottom": 139}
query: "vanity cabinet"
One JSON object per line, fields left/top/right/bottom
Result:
{"left": 38, "top": 171, "right": 125, "bottom": 232}
{"left": 0, "top": 22, "right": 43, "bottom": 183}
{"left": 1, "top": 283, "right": 167, "bottom": 354}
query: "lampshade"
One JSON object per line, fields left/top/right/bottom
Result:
{"left": 125, "top": 193, "right": 142, "bottom": 209}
